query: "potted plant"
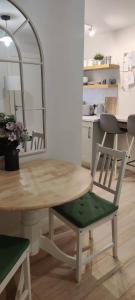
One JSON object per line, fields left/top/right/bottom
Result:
{"left": 0, "top": 113, "right": 30, "bottom": 171}
{"left": 94, "top": 53, "right": 104, "bottom": 65}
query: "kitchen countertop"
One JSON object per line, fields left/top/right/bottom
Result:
{"left": 82, "top": 115, "right": 128, "bottom": 123}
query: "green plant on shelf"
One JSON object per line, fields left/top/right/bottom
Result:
{"left": 94, "top": 53, "right": 104, "bottom": 61}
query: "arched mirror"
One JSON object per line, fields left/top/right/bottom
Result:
{"left": 0, "top": 0, "right": 46, "bottom": 154}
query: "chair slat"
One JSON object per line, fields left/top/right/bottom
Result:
{"left": 37, "top": 137, "right": 40, "bottom": 149}
{"left": 103, "top": 155, "right": 112, "bottom": 186}
{"left": 31, "top": 131, "right": 44, "bottom": 151}
{"left": 108, "top": 158, "right": 116, "bottom": 188}
{"left": 99, "top": 153, "right": 107, "bottom": 183}
{"left": 40, "top": 138, "right": 43, "bottom": 149}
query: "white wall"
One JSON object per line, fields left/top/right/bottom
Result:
{"left": 84, "top": 25, "right": 135, "bottom": 116}
{"left": 114, "top": 25, "right": 135, "bottom": 116}
{"left": 0, "top": 0, "right": 84, "bottom": 235}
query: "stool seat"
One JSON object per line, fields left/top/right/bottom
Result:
{"left": 100, "top": 113, "right": 125, "bottom": 134}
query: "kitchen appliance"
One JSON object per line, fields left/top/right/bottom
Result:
{"left": 95, "top": 103, "right": 105, "bottom": 116}
{"left": 89, "top": 105, "right": 95, "bottom": 115}
{"left": 82, "top": 104, "right": 90, "bottom": 116}
{"left": 83, "top": 76, "right": 88, "bottom": 84}
{"left": 109, "top": 78, "right": 116, "bottom": 85}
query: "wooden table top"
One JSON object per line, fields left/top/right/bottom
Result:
{"left": 0, "top": 159, "right": 91, "bottom": 211}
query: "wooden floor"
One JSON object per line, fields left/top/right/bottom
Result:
{"left": 1, "top": 168, "right": 135, "bottom": 300}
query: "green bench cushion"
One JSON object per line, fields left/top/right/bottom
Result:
{"left": 0, "top": 235, "right": 29, "bottom": 283}
{"left": 54, "top": 192, "right": 118, "bottom": 228}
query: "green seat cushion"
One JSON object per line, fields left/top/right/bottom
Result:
{"left": 0, "top": 235, "right": 29, "bottom": 283}
{"left": 54, "top": 192, "right": 118, "bottom": 228}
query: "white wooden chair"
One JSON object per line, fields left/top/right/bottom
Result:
{"left": 49, "top": 144, "right": 127, "bottom": 282}
{"left": 31, "top": 131, "right": 44, "bottom": 151}
{"left": 0, "top": 235, "right": 31, "bottom": 299}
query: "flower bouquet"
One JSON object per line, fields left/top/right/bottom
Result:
{"left": 0, "top": 113, "right": 30, "bottom": 170}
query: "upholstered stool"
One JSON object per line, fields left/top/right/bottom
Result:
{"left": 100, "top": 113, "right": 128, "bottom": 175}
{"left": 127, "top": 114, "right": 135, "bottom": 166}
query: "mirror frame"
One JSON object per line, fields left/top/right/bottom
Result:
{"left": 0, "top": 0, "right": 46, "bottom": 153}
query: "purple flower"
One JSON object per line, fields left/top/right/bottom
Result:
{"left": 0, "top": 114, "right": 30, "bottom": 145}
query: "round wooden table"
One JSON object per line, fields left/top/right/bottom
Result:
{"left": 0, "top": 160, "right": 91, "bottom": 257}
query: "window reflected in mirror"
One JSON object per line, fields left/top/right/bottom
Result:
{"left": 0, "top": 0, "right": 46, "bottom": 155}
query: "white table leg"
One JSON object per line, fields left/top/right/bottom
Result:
{"left": 20, "top": 210, "right": 77, "bottom": 269}
{"left": 21, "top": 210, "right": 41, "bottom": 256}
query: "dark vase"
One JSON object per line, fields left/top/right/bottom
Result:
{"left": 0, "top": 144, "right": 5, "bottom": 156}
{"left": 5, "top": 148, "right": 19, "bottom": 171}
{"left": 0, "top": 139, "right": 7, "bottom": 156}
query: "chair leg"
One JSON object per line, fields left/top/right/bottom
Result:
{"left": 128, "top": 136, "right": 134, "bottom": 158}
{"left": 15, "top": 266, "right": 24, "bottom": 300}
{"left": 112, "top": 215, "right": 118, "bottom": 259}
{"left": 49, "top": 208, "right": 54, "bottom": 241}
{"left": 126, "top": 133, "right": 130, "bottom": 151}
{"left": 114, "top": 134, "right": 118, "bottom": 177}
{"left": 101, "top": 132, "right": 107, "bottom": 146}
{"left": 76, "top": 231, "right": 83, "bottom": 283}
{"left": 23, "top": 252, "right": 32, "bottom": 300}
{"left": 89, "top": 230, "right": 94, "bottom": 255}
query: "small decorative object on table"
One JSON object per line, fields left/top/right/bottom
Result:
{"left": 83, "top": 76, "right": 88, "bottom": 85}
{"left": 109, "top": 78, "right": 116, "bottom": 85}
{"left": 94, "top": 53, "right": 104, "bottom": 65}
{"left": 0, "top": 113, "right": 30, "bottom": 171}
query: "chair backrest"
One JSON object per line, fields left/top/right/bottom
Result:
{"left": 31, "top": 131, "right": 44, "bottom": 150}
{"left": 100, "top": 113, "right": 121, "bottom": 134}
{"left": 92, "top": 144, "right": 127, "bottom": 206}
{"left": 127, "top": 114, "right": 135, "bottom": 137}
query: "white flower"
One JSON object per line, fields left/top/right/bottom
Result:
{"left": 6, "top": 122, "right": 15, "bottom": 131}
{"left": 8, "top": 132, "right": 17, "bottom": 141}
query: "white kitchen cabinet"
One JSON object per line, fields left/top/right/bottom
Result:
{"left": 82, "top": 120, "right": 105, "bottom": 171}
{"left": 82, "top": 121, "right": 92, "bottom": 169}
{"left": 82, "top": 120, "right": 114, "bottom": 171}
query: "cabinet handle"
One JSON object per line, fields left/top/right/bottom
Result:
{"left": 88, "top": 127, "right": 91, "bottom": 139}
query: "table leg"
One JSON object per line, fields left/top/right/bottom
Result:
{"left": 20, "top": 210, "right": 77, "bottom": 269}
{"left": 21, "top": 210, "right": 41, "bottom": 256}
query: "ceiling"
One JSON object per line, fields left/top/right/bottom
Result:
{"left": 0, "top": 0, "right": 37, "bottom": 45}
{"left": 85, "top": 0, "right": 135, "bottom": 34}
{"left": 0, "top": 0, "right": 25, "bottom": 33}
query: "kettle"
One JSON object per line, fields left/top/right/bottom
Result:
{"left": 89, "top": 105, "right": 95, "bottom": 115}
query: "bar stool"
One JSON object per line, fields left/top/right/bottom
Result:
{"left": 100, "top": 114, "right": 127, "bottom": 148}
{"left": 100, "top": 113, "right": 128, "bottom": 175}
{"left": 127, "top": 114, "right": 135, "bottom": 166}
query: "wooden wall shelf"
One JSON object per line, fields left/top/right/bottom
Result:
{"left": 83, "top": 64, "right": 119, "bottom": 71}
{"left": 83, "top": 84, "right": 118, "bottom": 89}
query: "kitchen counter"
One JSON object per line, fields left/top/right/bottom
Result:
{"left": 82, "top": 115, "right": 128, "bottom": 123}
{"left": 82, "top": 115, "right": 99, "bottom": 122}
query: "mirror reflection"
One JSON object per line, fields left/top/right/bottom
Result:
{"left": 0, "top": 0, "right": 46, "bottom": 154}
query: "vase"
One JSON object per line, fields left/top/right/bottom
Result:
{"left": 5, "top": 149, "right": 19, "bottom": 171}
{"left": 0, "top": 139, "right": 7, "bottom": 156}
